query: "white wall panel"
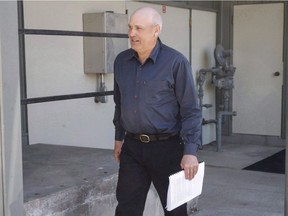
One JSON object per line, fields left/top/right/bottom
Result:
{"left": 25, "top": 1, "right": 126, "bottom": 149}
{"left": 191, "top": 10, "right": 217, "bottom": 145}
{"left": 23, "top": 1, "right": 126, "bottom": 31}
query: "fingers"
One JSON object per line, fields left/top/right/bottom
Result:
{"left": 184, "top": 165, "right": 198, "bottom": 180}
{"left": 114, "top": 141, "right": 123, "bottom": 163}
{"left": 180, "top": 155, "right": 199, "bottom": 180}
{"left": 114, "top": 151, "right": 120, "bottom": 162}
{"left": 115, "top": 152, "right": 121, "bottom": 163}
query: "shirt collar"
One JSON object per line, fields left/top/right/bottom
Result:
{"left": 128, "top": 38, "right": 162, "bottom": 64}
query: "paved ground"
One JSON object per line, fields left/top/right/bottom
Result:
{"left": 196, "top": 142, "right": 285, "bottom": 216}
{"left": 23, "top": 138, "right": 285, "bottom": 216}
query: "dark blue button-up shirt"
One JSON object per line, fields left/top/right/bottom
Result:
{"left": 113, "top": 39, "right": 202, "bottom": 155}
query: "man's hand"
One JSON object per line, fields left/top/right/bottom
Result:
{"left": 180, "top": 155, "right": 199, "bottom": 180}
{"left": 114, "top": 140, "right": 123, "bottom": 163}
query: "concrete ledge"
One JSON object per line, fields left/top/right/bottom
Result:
{"left": 24, "top": 175, "right": 198, "bottom": 216}
{"left": 24, "top": 174, "right": 117, "bottom": 216}
{"left": 222, "top": 133, "right": 285, "bottom": 147}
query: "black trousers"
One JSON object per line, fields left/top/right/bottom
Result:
{"left": 115, "top": 136, "right": 188, "bottom": 216}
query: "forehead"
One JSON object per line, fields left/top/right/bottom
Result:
{"left": 129, "top": 12, "right": 153, "bottom": 26}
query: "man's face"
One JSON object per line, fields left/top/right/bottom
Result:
{"left": 128, "top": 14, "right": 158, "bottom": 54}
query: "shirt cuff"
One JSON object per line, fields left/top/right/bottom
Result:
{"left": 183, "top": 143, "right": 199, "bottom": 155}
{"left": 115, "top": 128, "right": 126, "bottom": 141}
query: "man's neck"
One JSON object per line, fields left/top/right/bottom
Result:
{"left": 138, "top": 52, "right": 151, "bottom": 64}
{"left": 138, "top": 42, "right": 157, "bottom": 64}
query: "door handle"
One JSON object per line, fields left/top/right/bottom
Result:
{"left": 274, "top": 72, "right": 280, "bottom": 76}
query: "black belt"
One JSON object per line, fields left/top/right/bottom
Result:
{"left": 126, "top": 132, "right": 179, "bottom": 143}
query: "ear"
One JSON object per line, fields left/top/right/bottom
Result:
{"left": 154, "top": 25, "right": 160, "bottom": 37}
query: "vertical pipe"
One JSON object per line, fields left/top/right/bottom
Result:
{"left": 217, "top": 0, "right": 223, "bottom": 45}
{"left": 216, "top": 112, "right": 222, "bottom": 152}
{"left": 198, "top": 70, "right": 205, "bottom": 149}
{"left": 17, "top": 0, "right": 29, "bottom": 145}
{"left": 216, "top": 111, "right": 236, "bottom": 152}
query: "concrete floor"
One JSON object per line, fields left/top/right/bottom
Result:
{"left": 196, "top": 138, "right": 285, "bottom": 216}
{"left": 23, "top": 136, "right": 285, "bottom": 216}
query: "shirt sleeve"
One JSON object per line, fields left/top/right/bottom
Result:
{"left": 113, "top": 61, "right": 126, "bottom": 141}
{"left": 173, "top": 56, "right": 202, "bottom": 156}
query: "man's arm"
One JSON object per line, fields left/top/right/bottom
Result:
{"left": 113, "top": 79, "right": 126, "bottom": 141}
{"left": 113, "top": 76, "right": 126, "bottom": 162}
{"left": 174, "top": 57, "right": 202, "bottom": 180}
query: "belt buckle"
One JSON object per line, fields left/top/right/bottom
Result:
{"left": 140, "top": 134, "right": 150, "bottom": 143}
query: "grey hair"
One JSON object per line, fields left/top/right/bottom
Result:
{"left": 132, "top": 7, "right": 163, "bottom": 33}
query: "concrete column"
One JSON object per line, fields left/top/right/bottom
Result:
{"left": 0, "top": 1, "right": 24, "bottom": 216}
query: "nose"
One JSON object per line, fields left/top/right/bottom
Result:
{"left": 128, "top": 28, "right": 136, "bottom": 37}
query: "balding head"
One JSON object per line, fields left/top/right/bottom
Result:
{"left": 130, "top": 7, "right": 162, "bottom": 33}
{"left": 128, "top": 7, "right": 162, "bottom": 63}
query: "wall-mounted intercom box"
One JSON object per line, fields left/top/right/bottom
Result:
{"left": 83, "top": 12, "right": 128, "bottom": 73}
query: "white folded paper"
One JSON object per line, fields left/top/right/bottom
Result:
{"left": 166, "top": 162, "right": 205, "bottom": 211}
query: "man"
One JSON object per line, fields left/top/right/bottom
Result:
{"left": 113, "top": 7, "right": 202, "bottom": 216}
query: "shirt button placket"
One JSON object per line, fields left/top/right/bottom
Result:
{"left": 134, "top": 82, "right": 139, "bottom": 115}
{"left": 134, "top": 65, "right": 142, "bottom": 115}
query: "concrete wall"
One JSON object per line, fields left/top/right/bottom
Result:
{"left": 0, "top": 1, "right": 24, "bottom": 215}
{"left": 24, "top": 1, "right": 216, "bottom": 148}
